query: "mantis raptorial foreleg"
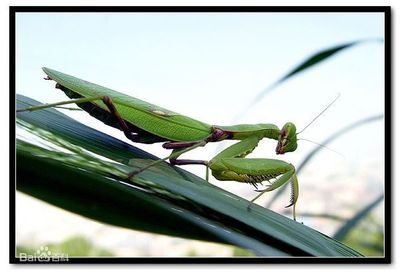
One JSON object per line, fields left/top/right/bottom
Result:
{"left": 250, "top": 169, "right": 299, "bottom": 220}
{"left": 208, "top": 136, "right": 299, "bottom": 220}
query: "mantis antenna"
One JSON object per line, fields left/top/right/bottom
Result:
{"left": 296, "top": 93, "right": 341, "bottom": 135}
{"left": 297, "top": 138, "right": 344, "bottom": 157}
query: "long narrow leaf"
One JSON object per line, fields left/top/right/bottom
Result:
{"left": 232, "top": 39, "right": 382, "bottom": 122}
{"left": 18, "top": 142, "right": 284, "bottom": 256}
{"left": 333, "top": 194, "right": 384, "bottom": 241}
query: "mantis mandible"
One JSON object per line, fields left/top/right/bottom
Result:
{"left": 18, "top": 68, "right": 336, "bottom": 220}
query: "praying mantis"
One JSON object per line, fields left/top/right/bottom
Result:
{"left": 18, "top": 67, "right": 336, "bottom": 220}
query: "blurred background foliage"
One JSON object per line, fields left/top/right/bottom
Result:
{"left": 17, "top": 235, "right": 258, "bottom": 257}
{"left": 17, "top": 236, "right": 115, "bottom": 257}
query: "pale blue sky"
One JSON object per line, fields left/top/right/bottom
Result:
{"left": 16, "top": 12, "right": 385, "bottom": 237}
{"left": 17, "top": 13, "right": 383, "bottom": 96}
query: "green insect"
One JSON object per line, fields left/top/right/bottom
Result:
{"left": 18, "top": 68, "right": 335, "bottom": 220}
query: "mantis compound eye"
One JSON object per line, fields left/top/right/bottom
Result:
{"left": 276, "top": 122, "right": 298, "bottom": 154}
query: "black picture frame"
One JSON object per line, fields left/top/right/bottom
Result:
{"left": 10, "top": 6, "right": 391, "bottom": 264}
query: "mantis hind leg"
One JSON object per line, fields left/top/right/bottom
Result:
{"left": 17, "top": 86, "right": 166, "bottom": 144}
{"left": 57, "top": 83, "right": 167, "bottom": 144}
{"left": 96, "top": 96, "right": 165, "bottom": 144}
{"left": 72, "top": 94, "right": 166, "bottom": 144}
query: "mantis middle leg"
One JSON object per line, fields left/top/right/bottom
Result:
{"left": 128, "top": 128, "right": 228, "bottom": 179}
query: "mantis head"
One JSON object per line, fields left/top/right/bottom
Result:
{"left": 276, "top": 122, "right": 298, "bottom": 154}
{"left": 275, "top": 94, "right": 340, "bottom": 155}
